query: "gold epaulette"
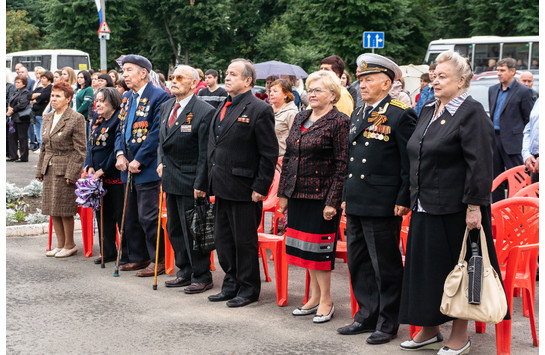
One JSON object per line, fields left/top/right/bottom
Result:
{"left": 390, "top": 99, "right": 410, "bottom": 110}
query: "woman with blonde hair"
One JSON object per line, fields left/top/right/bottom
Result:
{"left": 278, "top": 70, "right": 349, "bottom": 323}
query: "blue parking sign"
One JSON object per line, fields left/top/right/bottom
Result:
{"left": 363, "top": 32, "right": 385, "bottom": 49}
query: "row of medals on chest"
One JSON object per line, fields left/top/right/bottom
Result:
{"left": 364, "top": 105, "right": 390, "bottom": 142}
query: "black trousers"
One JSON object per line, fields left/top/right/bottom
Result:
{"left": 165, "top": 193, "right": 212, "bottom": 283}
{"left": 124, "top": 180, "right": 164, "bottom": 263}
{"left": 214, "top": 197, "right": 262, "bottom": 299}
{"left": 493, "top": 131, "right": 524, "bottom": 202}
{"left": 8, "top": 121, "right": 30, "bottom": 161}
{"left": 346, "top": 215, "right": 403, "bottom": 335}
{"left": 95, "top": 183, "right": 128, "bottom": 261}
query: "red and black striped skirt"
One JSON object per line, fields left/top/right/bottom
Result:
{"left": 285, "top": 198, "right": 338, "bottom": 271}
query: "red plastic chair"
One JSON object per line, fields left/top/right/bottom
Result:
{"left": 47, "top": 206, "right": 94, "bottom": 257}
{"left": 475, "top": 197, "right": 539, "bottom": 354}
{"left": 513, "top": 182, "right": 539, "bottom": 198}
{"left": 258, "top": 232, "right": 289, "bottom": 306}
{"left": 491, "top": 165, "right": 531, "bottom": 199}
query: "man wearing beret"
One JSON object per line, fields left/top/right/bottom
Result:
{"left": 338, "top": 53, "right": 416, "bottom": 344}
{"left": 115, "top": 54, "right": 170, "bottom": 276}
{"left": 207, "top": 58, "right": 278, "bottom": 307}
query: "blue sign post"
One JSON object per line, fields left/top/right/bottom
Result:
{"left": 363, "top": 31, "right": 385, "bottom": 53}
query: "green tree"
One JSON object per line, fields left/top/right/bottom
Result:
{"left": 6, "top": 10, "right": 40, "bottom": 53}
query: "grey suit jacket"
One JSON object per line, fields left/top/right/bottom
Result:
{"left": 158, "top": 95, "right": 215, "bottom": 196}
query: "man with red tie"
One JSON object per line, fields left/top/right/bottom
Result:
{"left": 207, "top": 59, "right": 278, "bottom": 307}
{"left": 157, "top": 65, "right": 215, "bottom": 293}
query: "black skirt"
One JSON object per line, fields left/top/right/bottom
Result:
{"left": 285, "top": 198, "right": 339, "bottom": 271}
{"left": 398, "top": 206, "right": 509, "bottom": 326}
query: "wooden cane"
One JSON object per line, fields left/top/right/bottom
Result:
{"left": 100, "top": 196, "right": 105, "bottom": 268}
{"left": 153, "top": 186, "right": 164, "bottom": 290}
{"left": 114, "top": 171, "right": 131, "bottom": 277}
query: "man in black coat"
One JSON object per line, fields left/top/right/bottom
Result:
{"left": 157, "top": 65, "right": 215, "bottom": 293}
{"left": 207, "top": 58, "right": 278, "bottom": 307}
{"left": 488, "top": 57, "right": 534, "bottom": 201}
{"left": 338, "top": 54, "right": 416, "bottom": 344}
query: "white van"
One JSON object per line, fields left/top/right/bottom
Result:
{"left": 6, "top": 49, "right": 91, "bottom": 79}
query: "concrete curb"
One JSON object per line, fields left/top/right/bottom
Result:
{"left": 6, "top": 221, "right": 82, "bottom": 237}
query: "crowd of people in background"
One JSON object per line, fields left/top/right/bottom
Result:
{"left": 5, "top": 47, "right": 538, "bottom": 355}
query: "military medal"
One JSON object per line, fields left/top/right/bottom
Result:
{"left": 102, "top": 142, "right": 106, "bottom": 146}
{"left": 384, "top": 135, "right": 389, "bottom": 142}
{"left": 378, "top": 134, "right": 384, "bottom": 140}
{"left": 185, "top": 112, "right": 194, "bottom": 124}
{"left": 142, "top": 136, "right": 146, "bottom": 140}
{"left": 96, "top": 141, "right": 100, "bottom": 146}
{"left": 132, "top": 139, "right": 136, "bottom": 143}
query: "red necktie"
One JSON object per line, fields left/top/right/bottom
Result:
{"left": 219, "top": 101, "right": 232, "bottom": 122}
{"left": 168, "top": 103, "right": 181, "bottom": 128}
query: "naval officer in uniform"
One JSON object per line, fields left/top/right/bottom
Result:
{"left": 337, "top": 53, "right": 417, "bottom": 344}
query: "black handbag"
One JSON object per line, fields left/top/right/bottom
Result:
{"left": 185, "top": 198, "right": 215, "bottom": 252}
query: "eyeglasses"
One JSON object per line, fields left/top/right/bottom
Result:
{"left": 170, "top": 75, "right": 189, "bottom": 82}
{"left": 307, "top": 88, "right": 331, "bottom": 95}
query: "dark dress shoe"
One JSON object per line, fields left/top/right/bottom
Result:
{"left": 226, "top": 296, "right": 258, "bottom": 308}
{"left": 208, "top": 291, "right": 236, "bottom": 302}
{"left": 136, "top": 263, "right": 165, "bottom": 277}
{"left": 6, "top": 158, "right": 16, "bottom": 162}
{"left": 15, "top": 159, "right": 28, "bottom": 162}
{"left": 119, "top": 260, "right": 150, "bottom": 271}
{"left": 337, "top": 321, "right": 375, "bottom": 335}
{"left": 366, "top": 330, "right": 397, "bottom": 345}
{"left": 184, "top": 281, "right": 213, "bottom": 294}
{"left": 94, "top": 256, "right": 117, "bottom": 264}
{"left": 165, "top": 277, "right": 191, "bottom": 288}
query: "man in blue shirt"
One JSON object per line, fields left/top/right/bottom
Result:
{"left": 413, "top": 63, "right": 436, "bottom": 116}
{"left": 522, "top": 99, "right": 539, "bottom": 183}
{"left": 488, "top": 57, "right": 534, "bottom": 201}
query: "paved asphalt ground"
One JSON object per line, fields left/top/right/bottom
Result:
{"left": 6, "top": 150, "right": 540, "bottom": 354}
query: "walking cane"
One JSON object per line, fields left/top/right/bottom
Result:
{"left": 100, "top": 196, "right": 105, "bottom": 268}
{"left": 114, "top": 171, "right": 131, "bottom": 277}
{"left": 153, "top": 186, "right": 164, "bottom": 290}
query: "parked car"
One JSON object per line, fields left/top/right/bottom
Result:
{"left": 469, "top": 71, "right": 538, "bottom": 115}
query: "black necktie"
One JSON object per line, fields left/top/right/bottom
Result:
{"left": 364, "top": 106, "right": 373, "bottom": 119}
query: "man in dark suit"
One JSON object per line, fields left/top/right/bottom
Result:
{"left": 488, "top": 57, "right": 534, "bottom": 201}
{"left": 157, "top": 65, "right": 215, "bottom": 293}
{"left": 207, "top": 58, "right": 278, "bottom": 307}
{"left": 114, "top": 54, "right": 170, "bottom": 276}
{"left": 338, "top": 53, "right": 416, "bottom": 344}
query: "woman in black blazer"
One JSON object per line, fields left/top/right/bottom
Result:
{"left": 278, "top": 70, "right": 349, "bottom": 323}
{"left": 84, "top": 87, "right": 127, "bottom": 265}
{"left": 398, "top": 51, "right": 507, "bottom": 355}
{"left": 7, "top": 75, "right": 31, "bottom": 162}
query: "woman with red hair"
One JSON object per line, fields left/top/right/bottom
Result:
{"left": 36, "top": 81, "right": 87, "bottom": 258}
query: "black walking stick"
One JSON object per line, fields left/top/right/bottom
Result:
{"left": 114, "top": 171, "right": 131, "bottom": 277}
{"left": 153, "top": 186, "right": 164, "bottom": 290}
{"left": 100, "top": 196, "right": 105, "bottom": 268}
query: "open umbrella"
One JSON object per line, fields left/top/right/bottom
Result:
{"left": 254, "top": 60, "right": 308, "bottom": 79}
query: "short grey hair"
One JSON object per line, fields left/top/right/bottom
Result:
{"left": 231, "top": 58, "right": 256, "bottom": 86}
{"left": 436, "top": 50, "right": 473, "bottom": 90}
{"left": 95, "top": 87, "right": 123, "bottom": 110}
{"left": 174, "top": 65, "right": 200, "bottom": 81}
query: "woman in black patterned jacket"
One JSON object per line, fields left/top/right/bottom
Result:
{"left": 278, "top": 70, "right": 349, "bottom": 323}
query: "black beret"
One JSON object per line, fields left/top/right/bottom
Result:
{"left": 121, "top": 55, "right": 152, "bottom": 73}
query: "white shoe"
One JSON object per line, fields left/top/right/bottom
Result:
{"left": 400, "top": 333, "right": 444, "bottom": 351}
{"left": 292, "top": 304, "right": 319, "bottom": 316}
{"left": 313, "top": 304, "right": 335, "bottom": 323}
{"left": 437, "top": 340, "right": 471, "bottom": 355}
{"left": 55, "top": 246, "right": 78, "bottom": 258}
{"left": 46, "top": 248, "right": 62, "bottom": 257}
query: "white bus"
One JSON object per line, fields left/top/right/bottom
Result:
{"left": 6, "top": 49, "right": 91, "bottom": 79}
{"left": 424, "top": 36, "right": 539, "bottom": 73}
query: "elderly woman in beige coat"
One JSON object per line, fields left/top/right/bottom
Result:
{"left": 269, "top": 79, "right": 298, "bottom": 156}
{"left": 36, "top": 81, "right": 87, "bottom": 258}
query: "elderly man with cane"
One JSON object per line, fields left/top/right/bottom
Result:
{"left": 114, "top": 55, "right": 170, "bottom": 276}
{"left": 157, "top": 65, "right": 215, "bottom": 292}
